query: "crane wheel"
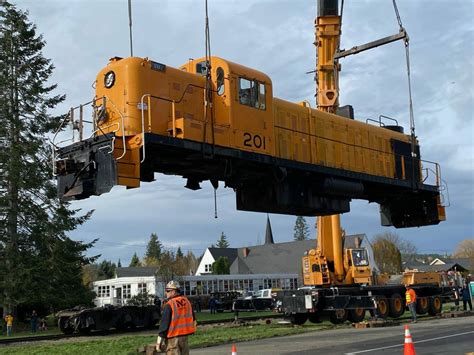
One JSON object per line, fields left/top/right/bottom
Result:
{"left": 329, "top": 310, "right": 348, "bottom": 324}
{"left": 348, "top": 308, "right": 366, "bottom": 323}
{"left": 290, "top": 314, "right": 308, "bottom": 325}
{"left": 416, "top": 297, "right": 429, "bottom": 314}
{"left": 308, "top": 313, "right": 322, "bottom": 323}
{"left": 376, "top": 297, "right": 389, "bottom": 319}
{"left": 388, "top": 293, "right": 405, "bottom": 318}
{"left": 428, "top": 296, "right": 442, "bottom": 316}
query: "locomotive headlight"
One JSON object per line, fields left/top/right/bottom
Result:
{"left": 104, "top": 71, "right": 115, "bottom": 88}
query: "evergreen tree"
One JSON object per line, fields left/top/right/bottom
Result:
{"left": 216, "top": 232, "right": 230, "bottom": 248}
{"left": 293, "top": 216, "right": 310, "bottom": 240}
{"left": 97, "top": 260, "right": 116, "bottom": 279}
{"left": 212, "top": 256, "right": 230, "bottom": 275}
{"left": 176, "top": 247, "right": 184, "bottom": 259}
{"left": 0, "top": 2, "right": 93, "bottom": 314}
{"left": 129, "top": 252, "right": 141, "bottom": 267}
{"left": 117, "top": 259, "right": 122, "bottom": 268}
{"left": 145, "top": 233, "right": 162, "bottom": 260}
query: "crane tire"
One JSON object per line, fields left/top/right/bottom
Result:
{"left": 349, "top": 308, "right": 366, "bottom": 323}
{"left": 388, "top": 293, "right": 405, "bottom": 318}
{"left": 428, "top": 296, "right": 442, "bottom": 316}
{"left": 416, "top": 297, "right": 429, "bottom": 314}
{"left": 329, "top": 310, "right": 348, "bottom": 324}
{"left": 376, "top": 297, "right": 390, "bottom": 319}
{"left": 290, "top": 313, "right": 308, "bottom": 325}
{"left": 308, "top": 313, "right": 322, "bottom": 323}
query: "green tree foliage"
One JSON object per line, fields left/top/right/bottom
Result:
{"left": 129, "top": 252, "right": 141, "bottom": 267}
{"left": 127, "top": 292, "right": 155, "bottom": 306}
{"left": 0, "top": 2, "right": 94, "bottom": 314}
{"left": 176, "top": 247, "right": 184, "bottom": 259}
{"left": 97, "top": 260, "right": 116, "bottom": 279}
{"left": 372, "top": 234, "right": 402, "bottom": 274}
{"left": 145, "top": 233, "right": 162, "bottom": 260}
{"left": 216, "top": 232, "right": 230, "bottom": 248}
{"left": 293, "top": 216, "right": 309, "bottom": 241}
{"left": 212, "top": 256, "right": 230, "bottom": 275}
{"left": 117, "top": 259, "right": 122, "bottom": 268}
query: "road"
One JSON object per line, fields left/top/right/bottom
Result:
{"left": 191, "top": 315, "right": 474, "bottom": 354}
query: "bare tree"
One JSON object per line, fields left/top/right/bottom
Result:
{"left": 453, "top": 239, "right": 474, "bottom": 258}
{"left": 372, "top": 233, "right": 403, "bottom": 274}
{"left": 375, "top": 232, "right": 418, "bottom": 262}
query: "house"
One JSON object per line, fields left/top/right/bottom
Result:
{"left": 196, "top": 248, "right": 238, "bottom": 275}
{"left": 430, "top": 257, "right": 473, "bottom": 272}
{"left": 93, "top": 267, "right": 158, "bottom": 307}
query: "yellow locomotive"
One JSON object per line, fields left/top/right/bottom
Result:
{"left": 55, "top": 55, "right": 445, "bottom": 228}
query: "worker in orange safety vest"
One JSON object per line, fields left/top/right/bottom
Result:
{"left": 405, "top": 284, "right": 417, "bottom": 323}
{"left": 156, "top": 280, "right": 196, "bottom": 354}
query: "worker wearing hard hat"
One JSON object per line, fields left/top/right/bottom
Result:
{"left": 405, "top": 284, "right": 417, "bottom": 323}
{"left": 156, "top": 280, "right": 196, "bottom": 354}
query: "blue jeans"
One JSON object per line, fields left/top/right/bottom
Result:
{"left": 408, "top": 302, "right": 417, "bottom": 321}
{"left": 7, "top": 325, "right": 12, "bottom": 336}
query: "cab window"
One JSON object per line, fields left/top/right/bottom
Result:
{"left": 352, "top": 249, "right": 369, "bottom": 267}
{"left": 216, "top": 67, "right": 225, "bottom": 95}
{"left": 239, "top": 77, "right": 266, "bottom": 110}
{"left": 196, "top": 61, "right": 209, "bottom": 76}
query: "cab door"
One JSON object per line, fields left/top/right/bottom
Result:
{"left": 230, "top": 74, "right": 274, "bottom": 156}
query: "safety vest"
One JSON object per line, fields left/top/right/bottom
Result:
{"left": 167, "top": 296, "right": 196, "bottom": 338}
{"left": 405, "top": 289, "right": 416, "bottom": 304}
{"left": 5, "top": 315, "right": 13, "bottom": 326}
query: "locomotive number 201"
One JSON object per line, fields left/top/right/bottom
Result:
{"left": 243, "top": 132, "right": 266, "bottom": 150}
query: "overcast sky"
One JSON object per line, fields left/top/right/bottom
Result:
{"left": 15, "top": 0, "right": 473, "bottom": 264}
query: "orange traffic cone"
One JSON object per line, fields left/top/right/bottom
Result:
{"left": 404, "top": 325, "right": 416, "bottom": 355}
{"left": 231, "top": 344, "right": 237, "bottom": 355}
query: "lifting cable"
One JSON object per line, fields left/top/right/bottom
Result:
{"left": 203, "top": 0, "right": 218, "bottom": 218}
{"left": 392, "top": 0, "right": 417, "bottom": 182}
{"left": 202, "top": 0, "right": 216, "bottom": 158}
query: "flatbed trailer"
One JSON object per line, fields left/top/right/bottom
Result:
{"left": 273, "top": 284, "right": 452, "bottom": 325}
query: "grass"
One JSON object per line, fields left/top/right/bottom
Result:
{"left": 0, "top": 310, "right": 273, "bottom": 339}
{"left": 1, "top": 303, "right": 462, "bottom": 354}
{"left": 195, "top": 310, "right": 275, "bottom": 322}
{"left": 1, "top": 322, "right": 329, "bottom": 354}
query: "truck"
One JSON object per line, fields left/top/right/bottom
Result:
{"left": 273, "top": 0, "right": 450, "bottom": 325}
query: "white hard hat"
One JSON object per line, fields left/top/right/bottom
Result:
{"left": 166, "top": 280, "right": 180, "bottom": 290}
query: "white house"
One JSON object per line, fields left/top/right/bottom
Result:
{"left": 195, "top": 248, "right": 238, "bottom": 275}
{"left": 93, "top": 267, "right": 158, "bottom": 307}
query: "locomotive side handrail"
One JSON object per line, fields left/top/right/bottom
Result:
{"left": 138, "top": 84, "right": 205, "bottom": 163}
{"left": 50, "top": 95, "right": 127, "bottom": 176}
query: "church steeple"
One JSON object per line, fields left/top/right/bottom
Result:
{"left": 264, "top": 214, "right": 274, "bottom": 244}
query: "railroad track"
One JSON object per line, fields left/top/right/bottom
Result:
{"left": 0, "top": 313, "right": 281, "bottom": 345}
